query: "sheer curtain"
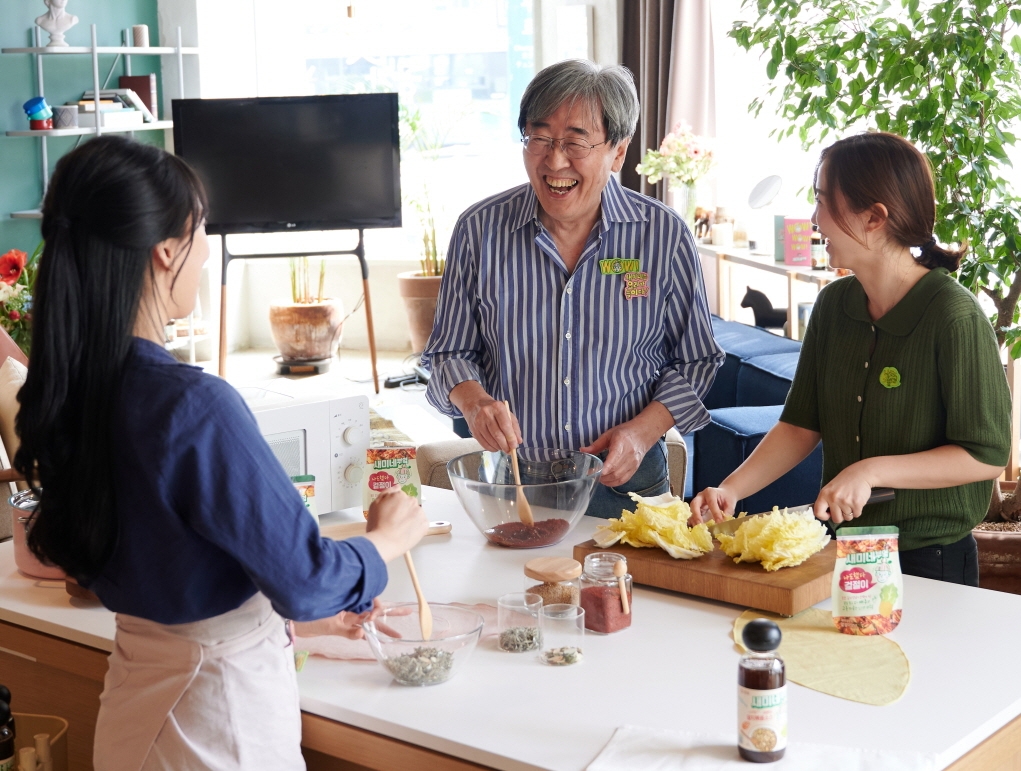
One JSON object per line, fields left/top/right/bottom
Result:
{"left": 621, "top": 0, "right": 715, "bottom": 203}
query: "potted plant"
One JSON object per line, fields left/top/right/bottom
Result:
{"left": 268, "top": 257, "right": 344, "bottom": 362}
{"left": 635, "top": 122, "right": 715, "bottom": 227}
{"left": 732, "top": 0, "right": 1021, "bottom": 589}
{"left": 397, "top": 106, "right": 447, "bottom": 354}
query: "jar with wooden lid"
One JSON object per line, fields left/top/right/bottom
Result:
{"left": 579, "top": 552, "right": 632, "bottom": 634}
{"left": 523, "top": 557, "right": 581, "bottom": 606}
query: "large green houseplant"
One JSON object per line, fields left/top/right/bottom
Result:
{"left": 732, "top": 0, "right": 1021, "bottom": 516}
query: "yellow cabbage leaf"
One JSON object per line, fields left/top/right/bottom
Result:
{"left": 715, "top": 508, "right": 830, "bottom": 571}
{"left": 592, "top": 492, "right": 713, "bottom": 559}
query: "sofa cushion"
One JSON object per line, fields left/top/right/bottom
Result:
{"left": 736, "top": 352, "right": 801, "bottom": 407}
{"left": 693, "top": 405, "right": 822, "bottom": 514}
{"left": 705, "top": 317, "right": 801, "bottom": 410}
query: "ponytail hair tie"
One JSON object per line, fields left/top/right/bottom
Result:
{"left": 921, "top": 236, "right": 936, "bottom": 250}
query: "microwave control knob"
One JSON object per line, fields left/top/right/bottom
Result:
{"left": 342, "top": 426, "right": 364, "bottom": 445}
{"left": 344, "top": 464, "right": 363, "bottom": 484}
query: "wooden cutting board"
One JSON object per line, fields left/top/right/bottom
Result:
{"left": 573, "top": 539, "right": 836, "bottom": 617}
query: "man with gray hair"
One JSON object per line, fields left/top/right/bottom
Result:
{"left": 423, "top": 59, "right": 723, "bottom": 517}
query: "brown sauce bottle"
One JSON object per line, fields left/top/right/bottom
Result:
{"left": 738, "top": 619, "right": 786, "bottom": 762}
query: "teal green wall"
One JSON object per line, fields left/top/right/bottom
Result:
{"left": 1, "top": 1, "right": 162, "bottom": 254}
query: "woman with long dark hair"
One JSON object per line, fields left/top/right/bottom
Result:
{"left": 15, "top": 135, "right": 427, "bottom": 769}
{"left": 691, "top": 132, "right": 1011, "bottom": 586}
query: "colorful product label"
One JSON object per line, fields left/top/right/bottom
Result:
{"left": 291, "top": 474, "right": 317, "bottom": 522}
{"left": 783, "top": 219, "right": 813, "bottom": 265}
{"left": 832, "top": 526, "right": 903, "bottom": 635}
{"left": 738, "top": 685, "right": 788, "bottom": 753}
{"left": 362, "top": 446, "right": 421, "bottom": 516}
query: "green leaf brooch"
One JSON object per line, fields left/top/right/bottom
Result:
{"left": 879, "top": 367, "right": 901, "bottom": 389}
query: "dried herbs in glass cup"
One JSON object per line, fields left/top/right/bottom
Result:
{"left": 497, "top": 592, "right": 543, "bottom": 652}
{"left": 538, "top": 603, "right": 585, "bottom": 666}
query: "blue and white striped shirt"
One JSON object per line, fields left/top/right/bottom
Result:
{"left": 422, "top": 176, "right": 723, "bottom": 450}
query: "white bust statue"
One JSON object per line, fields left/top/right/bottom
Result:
{"left": 36, "top": 0, "right": 79, "bottom": 48}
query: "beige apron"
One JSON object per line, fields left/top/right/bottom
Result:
{"left": 94, "top": 593, "right": 305, "bottom": 771}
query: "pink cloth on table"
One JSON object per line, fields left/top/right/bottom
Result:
{"left": 295, "top": 603, "right": 498, "bottom": 661}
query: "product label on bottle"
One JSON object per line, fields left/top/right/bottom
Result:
{"left": 0, "top": 755, "right": 13, "bottom": 771}
{"left": 738, "top": 685, "right": 787, "bottom": 753}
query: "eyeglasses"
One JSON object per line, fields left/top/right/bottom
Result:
{"left": 521, "top": 134, "right": 610, "bottom": 160}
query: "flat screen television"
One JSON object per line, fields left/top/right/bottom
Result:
{"left": 172, "top": 93, "right": 401, "bottom": 235}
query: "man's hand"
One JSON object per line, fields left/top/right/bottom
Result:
{"left": 581, "top": 403, "right": 673, "bottom": 488}
{"left": 449, "top": 381, "right": 521, "bottom": 452}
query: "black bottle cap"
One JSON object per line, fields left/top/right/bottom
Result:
{"left": 0, "top": 686, "right": 8, "bottom": 706}
{"left": 742, "top": 619, "right": 782, "bottom": 652}
{"left": 0, "top": 701, "right": 8, "bottom": 726}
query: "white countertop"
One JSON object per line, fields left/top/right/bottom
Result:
{"left": 3, "top": 487, "right": 1021, "bottom": 770}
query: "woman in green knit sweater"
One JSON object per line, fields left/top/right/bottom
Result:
{"left": 691, "top": 133, "right": 1011, "bottom": 586}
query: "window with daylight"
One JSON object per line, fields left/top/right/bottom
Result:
{"left": 247, "top": 0, "right": 536, "bottom": 259}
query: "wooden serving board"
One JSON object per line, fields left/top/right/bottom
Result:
{"left": 573, "top": 539, "right": 836, "bottom": 617}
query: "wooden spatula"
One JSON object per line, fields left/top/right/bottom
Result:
{"left": 504, "top": 401, "right": 534, "bottom": 527}
{"left": 404, "top": 552, "right": 432, "bottom": 640}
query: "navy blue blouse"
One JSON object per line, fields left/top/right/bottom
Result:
{"left": 84, "top": 338, "right": 387, "bottom": 625}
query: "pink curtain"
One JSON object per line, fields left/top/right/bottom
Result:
{"left": 621, "top": 0, "right": 716, "bottom": 204}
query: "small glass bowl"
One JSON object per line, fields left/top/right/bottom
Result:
{"left": 362, "top": 603, "right": 484, "bottom": 686}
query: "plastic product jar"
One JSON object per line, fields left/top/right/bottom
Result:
{"left": 579, "top": 552, "right": 632, "bottom": 634}
{"left": 523, "top": 557, "right": 581, "bottom": 606}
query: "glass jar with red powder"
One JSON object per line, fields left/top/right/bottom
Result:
{"left": 579, "top": 552, "right": 632, "bottom": 634}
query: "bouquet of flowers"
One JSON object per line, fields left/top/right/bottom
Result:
{"left": 635, "top": 122, "right": 715, "bottom": 189}
{"left": 0, "top": 244, "right": 40, "bottom": 356}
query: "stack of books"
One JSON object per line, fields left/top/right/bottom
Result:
{"left": 72, "top": 88, "right": 157, "bottom": 130}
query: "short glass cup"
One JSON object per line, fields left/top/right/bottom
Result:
{"left": 497, "top": 592, "right": 543, "bottom": 653}
{"left": 538, "top": 603, "right": 585, "bottom": 666}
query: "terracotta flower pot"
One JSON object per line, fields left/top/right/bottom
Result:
{"left": 398, "top": 271, "right": 442, "bottom": 354}
{"left": 268, "top": 300, "right": 344, "bottom": 362}
{"left": 975, "top": 480, "right": 1021, "bottom": 595}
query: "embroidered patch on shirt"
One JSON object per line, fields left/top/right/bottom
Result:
{"left": 599, "top": 258, "right": 640, "bottom": 275}
{"left": 879, "top": 367, "right": 901, "bottom": 388}
{"left": 623, "top": 271, "right": 650, "bottom": 300}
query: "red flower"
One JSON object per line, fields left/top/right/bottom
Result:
{"left": 0, "top": 250, "right": 27, "bottom": 286}
{"left": 8, "top": 310, "right": 20, "bottom": 322}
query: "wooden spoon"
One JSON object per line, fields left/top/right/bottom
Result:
{"left": 614, "top": 559, "right": 630, "bottom": 615}
{"left": 503, "top": 401, "right": 534, "bottom": 527}
{"left": 404, "top": 551, "right": 432, "bottom": 640}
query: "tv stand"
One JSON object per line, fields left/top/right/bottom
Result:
{"left": 218, "top": 231, "right": 380, "bottom": 393}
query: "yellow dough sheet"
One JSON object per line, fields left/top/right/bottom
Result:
{"left": 733, "top": 608, "right": 910, "bottom": 706}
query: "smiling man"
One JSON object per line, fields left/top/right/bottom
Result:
{"left": 422, "top": 59, "right": 723, "bottom": 517}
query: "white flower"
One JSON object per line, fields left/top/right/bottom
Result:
{"left": 0, "top": 284, "right": 23, "bottom": 304}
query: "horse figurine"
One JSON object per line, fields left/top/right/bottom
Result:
{"left": 740, "top": 287, "right": 788, "bottom": 330}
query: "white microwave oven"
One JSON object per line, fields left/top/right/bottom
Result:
{"left": 240, "top": 388, "right": 370, "bottom": 514}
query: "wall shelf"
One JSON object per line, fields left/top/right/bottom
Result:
{"left": 3, "top": 25, "right": 202, "bottom": 362}
{"left": 6, "top": 120, "right": 174, "bottom": 138}
{"left": 1, "top": 46, "right": 199, "bottom": 55}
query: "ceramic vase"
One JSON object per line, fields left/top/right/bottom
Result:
{"left": 268, "top": 300, "right": 344, "bottom": 362}
{"left": 397, "top": 271, "right": 442, "bottom": 354}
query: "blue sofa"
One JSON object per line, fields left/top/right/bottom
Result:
{"left": 683, "top": 317, "right": 822, "bottom": 513}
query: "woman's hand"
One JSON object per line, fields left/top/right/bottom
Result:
{"left": 813, "top": 464, "right": 874, "bottom": 524}
{"left": 292, "top": 599, "right": 413, "bottom": 639}
{"left": 363, "top": 487, "right": 429, "bottom": 563}
{"left": 449, "top": 382, "right": 521, "bottom": 452}
{"left": 689, "top": 486, "right": 738, "bottom": 526}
